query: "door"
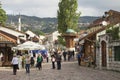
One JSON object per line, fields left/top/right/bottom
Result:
{"left": 101, "top": 41, "right": 107, "bottom": 67}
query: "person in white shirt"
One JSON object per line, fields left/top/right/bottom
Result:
{"left": 11, "top": 54, "right": 19, "bottom": 75}
{"left": 25, "top": 55, "right": 31, "bottom": 73}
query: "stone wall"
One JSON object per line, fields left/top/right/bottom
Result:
{"left": 109, "top": 40, "right": 120, "bottom": 71}
{"left": 109, "top": 62, "right": 120, "bottom": 71}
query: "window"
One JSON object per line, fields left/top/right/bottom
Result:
{"left": 114, "top": 46, "right": 120, "bottom": 61}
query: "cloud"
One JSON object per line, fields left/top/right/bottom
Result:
{"left": 1, "top": 0, "right": 120, "bottom": 17}
{"left": 2, "top": 0, "right": 59, "bottom": 17}
{"left": 78, "top": 0, "right": 120, "bottom": 16}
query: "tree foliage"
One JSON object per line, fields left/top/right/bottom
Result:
{"left": 106, "top": 27, "right": 119, "bottom": 40}
{"left": 0, "top": 3, "right": 7, "bottom": 26}
{"left": 58, "top": 36, "right": 66, "bottom": 46}
{"left": 57, "top": 0, "right": 80, "bottom": 34}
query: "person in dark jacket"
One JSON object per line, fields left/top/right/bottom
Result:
{"left": 56, "top": 51, "right": 62, "bottom": 70}
{"left": 62, "top": 50, "right": 67, "bottom": 61}
{"left": 77, "top": 52, "right": 82, "bottom": 66}
{"left": 30, "top": 57, "right": 34, "bottom": 67}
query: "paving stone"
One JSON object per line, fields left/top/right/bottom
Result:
{"left": 0, "top": 61, "right": 120, "bottom": 80}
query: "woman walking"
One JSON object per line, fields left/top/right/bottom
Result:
{"left": 36, "top": 54, "right": 43, "bottom": 70}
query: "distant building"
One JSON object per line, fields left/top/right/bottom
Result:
{"left": 25, "top": 30, "right": 40, "bottom": 43}
{"left": 45, "top": 31, "right": 60, "bottom": 50}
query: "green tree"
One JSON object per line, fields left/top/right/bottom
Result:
{"left": 57, "top": 0, "right": 80, "bottom": 34}
{"left": 0, "top": 3, "right": 7, "bottom": 26}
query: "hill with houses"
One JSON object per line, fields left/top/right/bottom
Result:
{"left": 6, "top": 15, "right": 100, "bottom": 34}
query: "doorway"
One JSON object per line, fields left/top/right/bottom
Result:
{"left": 101, "top": 41, "right": 107, "bottom": 67}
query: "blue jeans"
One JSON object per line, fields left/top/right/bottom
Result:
{"left": 25, "top": 64, "right": 30, "bottom": 73}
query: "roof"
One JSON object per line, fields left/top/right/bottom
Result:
{"left": 0, "top": 26, "right": 26, "bottom": 40}
{"left": 62, "top": 33, "right": 77, "bottom": 37}
{"left": 0, "top": 32, "right": 16, "bottom": 43}
{"left": 0, "top": 26, "right": 26, "bottom": 34}
{"left": 25, "top": 30, "right": 36, "bottom": 37}
{"left": 89, "top": 10, "right": 120, "bottom": 28}
{"left": 79, "top": 27, "right": 105, "bottom": 41}
{"left": 66, "top": 29, "right": 76, "bottom": 34}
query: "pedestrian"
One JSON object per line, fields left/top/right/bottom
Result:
{"left": 51, "top": 55, "right": 56, "bottom": 69}
{"left": 56, "top": 51, "right": 62, "bottom": 70}
{"left": 25, "top": 55, "right": 31, "bottom": 74}
{"left": 72, "top": 50, "right": 75, "bottom": 59}
{"left": 46, "top": 54, "right": 49, "bottom": 63}
{"left": 77, "top": 52, "right": 82, "bottom": 66}
{"left": 36, "top": 54, "right": 43, "bottom": 70}
{"left": 67, "top": 50, "right": 72, "bottom": 61}
{"left": 11, "top": 54, "right": 19, "bottom": 75}
{"left": 62, "top": 50, "right": 67, "bottom": 61}
{"left": 30, "top": 57, "right": 34, "bottom": 67}
{"left": 22, "top": 56, "right": 25, "bottom": 68}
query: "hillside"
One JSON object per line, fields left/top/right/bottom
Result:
{"left": 6, "top": 15, "right": 100, "bottom": 34}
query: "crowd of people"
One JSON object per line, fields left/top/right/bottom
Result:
{"left": 11, "top": 49, "right": 80, "bottom": 75}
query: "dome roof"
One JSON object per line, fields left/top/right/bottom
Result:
{"left": 66, "top": 29, "right": 76, "bottom": 34}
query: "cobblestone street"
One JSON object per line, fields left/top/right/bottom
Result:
{"left": 0, "top": 61, "right": 120, "bottom": 80}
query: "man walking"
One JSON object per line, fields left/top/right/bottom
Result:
{"left": 56, "top": 51, "right": 62, "bottom": 70}
{"left": 77, "top": 52, "right": 82, "bottom": 66}
{"left": 11, "top": 54, "right": 19, "bottom": 75}
{"left": 25, "top": 55, "right": 31, "bottom": 74}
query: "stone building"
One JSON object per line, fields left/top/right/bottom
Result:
{"left": 78, "top": 10, "right": 120, "bottom": 71}
{"left": 96, "top": 24, "right": 120, "bottom": 71}
{"left": 95, "top": 10, "right": 120, "bottom": 71}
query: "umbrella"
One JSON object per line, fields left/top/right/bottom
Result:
{"left": 12, "top": 41, "right": 45, "bottom": 50}
{"left": 31, "top": 50, "right": 48, "bottom": 58}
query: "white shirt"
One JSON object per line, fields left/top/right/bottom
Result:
{"left": 11, "top": 57, "right": 19, "bottom": 65}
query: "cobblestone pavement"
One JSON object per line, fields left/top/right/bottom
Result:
{"left": 0, "top": 61, "right": 120, "bottom": 80}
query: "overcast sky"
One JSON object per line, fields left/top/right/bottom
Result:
{"left": 1, "top": 0, "right": 120, "bottom": 18}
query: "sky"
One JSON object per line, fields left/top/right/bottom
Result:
{"left": 1, "top": 0, "right": 120, "bottom": 18}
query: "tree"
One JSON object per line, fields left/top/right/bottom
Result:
{"left": 57, "top": 0, "right": 80, "bottom": 34}
{"left": 0, "top": 3, "right": 7, "bottom": 26}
